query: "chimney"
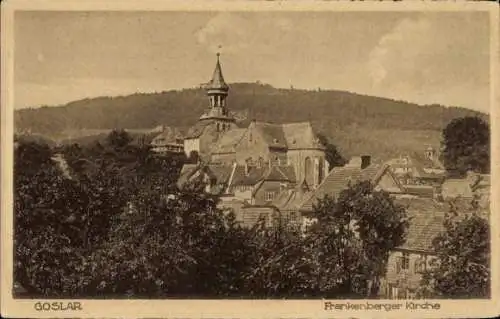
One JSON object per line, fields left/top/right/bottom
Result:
{"left": 361, "top": 155, "right": 371, "bottom": 169}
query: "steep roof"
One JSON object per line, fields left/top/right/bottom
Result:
{"left": 207, "top": 53, "right": 229, "bottom": 91}
{"left": 393, "top": 197, "right": 446, "bottom": 252}
{"left": 273, "top": 180, "right": 310, "bottom": 211}
{"left": 230, "top": 166, "right": 268, "bottom": 186}
{"left": 248, "top": 121, "right": 323, "bottom": 151}
{"left": 150, "top": 126, "right": 184, "bottom": 146}
{"left": 282, "top": 122, "right": 324, "bottom": 149}
{"left": 211, "top": 128, "right": 247, "bottom": 154}
{"left": 299, "top": 163, "right": 393, "bottom": 212}
{"left": 230, "top": 164, "right": 296, "bottom": 187}
{"left": 238, "top": 205, "right": 278, "bottom": 228}
{"left": 401, "top": 212, "right": 446, "bottom": 252}
{"left": 265, "top": 165, "right": 296, "bottom": 181}
{"left": 206, "top": 164, "right": 233, "bottom": 185}
{"left": 185, "top": 121, "right": 212, "bottom": 139}
{"left": 254, "top": 122, "right": 288, "bottom": 149}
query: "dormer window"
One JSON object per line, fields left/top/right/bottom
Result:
{"left": 273, "top": 138, "right": 278, "bottom": 144}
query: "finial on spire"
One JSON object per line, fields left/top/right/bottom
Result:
{"left": 216, "top": 45, "right": 222, "bottom": 59}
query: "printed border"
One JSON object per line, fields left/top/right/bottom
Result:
{"left": 1, "top": 1, "right": 499, "bottom": 318}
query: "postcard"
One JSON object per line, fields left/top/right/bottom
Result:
{"left": 1, "top": 0, "right": 499, "bottom": 318}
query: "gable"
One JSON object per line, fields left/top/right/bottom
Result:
{"left": 211, "top": 128, "right": 247, "bottom": 154}
{"left": 234, "top": 125, "right": 273, "bottom": 162}
{"left": 282, "top": 122, "right": 324, "bottom": 149}
{"left": 374, "top": 169, "right": 404, "bottom": 193}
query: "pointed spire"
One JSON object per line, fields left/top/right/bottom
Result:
{"left": 208, "top": 52, "right": 229, "bottom": 91}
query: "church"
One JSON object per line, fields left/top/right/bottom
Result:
{"left": 172, "top": 54, "right": 432, "bottom": 230}
{"left": 177, "top": 53, "right": 330, "bottom": 199}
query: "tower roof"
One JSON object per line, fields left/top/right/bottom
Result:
{"left": 207, "top": 53, "right": 229, "bottom": 91}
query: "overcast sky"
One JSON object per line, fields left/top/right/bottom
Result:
{"left": 14, "top": 10, "right": 490, "bottom": 112}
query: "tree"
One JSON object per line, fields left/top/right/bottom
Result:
{"left": 317, "top": 133, "right": 347, "bottom": 169}
{"left": 422, "top": 201, "right": 490, "bottom": 298}
{"left": 305, "top": 181, "right": 409, "bottom": 297}
{"left": 442, "top": 116, "right": 490, "bottom": 176}
{"left": 14, "top": 138, "right": 134, "bottom": 297}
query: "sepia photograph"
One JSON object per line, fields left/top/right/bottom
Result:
{"left": 1, "top": 1, "right": 498, "bottom": 318}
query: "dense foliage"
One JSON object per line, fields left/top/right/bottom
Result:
{"left": 442, "top": 116, "right": 490, "bottom": 176}
{"left": 317, "top": 134, "right": 347, "bottom": 169}
{"left": 418, "top": 200, "right": 490, "bottom": 299}
{"left": 14, "top": 131, "right": 409, "bottom": 298}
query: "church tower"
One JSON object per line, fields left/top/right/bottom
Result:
{"left": 199, "top": 53, "right": 235, "bottom": 132}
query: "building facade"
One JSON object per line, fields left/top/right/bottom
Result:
{"left": 178, "top": 54, "right": 329, "bottom": 194}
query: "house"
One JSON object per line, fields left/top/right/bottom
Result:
{"left": 298, "top": 156, "right": 405, "bottom": 214}
{"left": 176, "top": 163, "right": 233, "bottom": 195}
{"left": 379, "top": 197, "right": 446, "bottom": 299}
{"left": 386, "top": 147, "right": 445, "bottom": 187}
{"left": 177, "top": 160, "right": 298, "bottom": 227}
{"left": 272, "top": 179, "right": 311, "bottom": 229}
{"left": 150, "top": 126, "right": 184, "bottom": 154}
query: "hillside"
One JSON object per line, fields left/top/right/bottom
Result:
{"left": 15, "top": 82, "right": 487, "bottom": 160}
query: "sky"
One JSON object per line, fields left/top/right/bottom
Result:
{"left": 14, "top": 10, "right": 491, "bottom": 113}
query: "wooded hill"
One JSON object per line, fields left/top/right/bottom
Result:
{"left": 15, "top": 82, "right": 487, "bottom": 160}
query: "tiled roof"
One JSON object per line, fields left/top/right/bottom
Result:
{"left": 176, "top": 163, "right": 233, "bottom": 190}
{"left": 231, "top": 166, "right": 268, "bottom": 186}
{"left": 265, "top": 165, "right": 296, "bottom": 181}
{"left": 239, "top": 205, "right": 278, "bottom": 228}
{"left": 230, "top": 164, "right": 296, "bottom": 187}
{"left": 254, "top": 122, "right": 288, "bottom": 149}
{"left": 206, "top": 164, "right": 233, "bottom": 185}
{"left": 211, "top": 128, "right": 247, "bottom": 153}
{"left": 299, "top": 164, "right": 393, "bottom": 212}
{"left": 273, "top": 180, "right": 310, "bottom": 211}
{"left": 442, "top": 178, "right": 473, "bottom": 199}
{"left": 185, "top": 121, "right": 212, "bottom": 139}
{"left": 150, "top": 126, "right": 184, "bottom": 146}
{"left": 250, "top": 121, "right": 323, "bottom": 151}
{"left": 282, "top": 122, "right": 324, "bottom": 150}
{"left": 299, "top": 166, "right": 363, "bottom": 212}
{"left": 394, "top": 197, "right": 446, "bottom": 252}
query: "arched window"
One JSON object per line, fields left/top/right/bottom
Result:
{"left": 216, "top": 123, "right": 220, "bottom": 132}
{"left": 318, "top": 158, "right": 324, "bottom": 183}
{"left": 305, "top": 157, "right": 313, "bottom": 186}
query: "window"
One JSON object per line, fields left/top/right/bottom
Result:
{"left": 414, "top": 257, "right": 426, "bottom": 273}
{"left": 402, "top": 253, "right": 410, "bottom": 270}
{"left": 396, "top": 253, "right": 410, "bottom": 273}
{"left": 265, "top": 191, "right": 275, "bottom": 201}
{"left": 305, "top": 157, "right": 313, "bottom": 186}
